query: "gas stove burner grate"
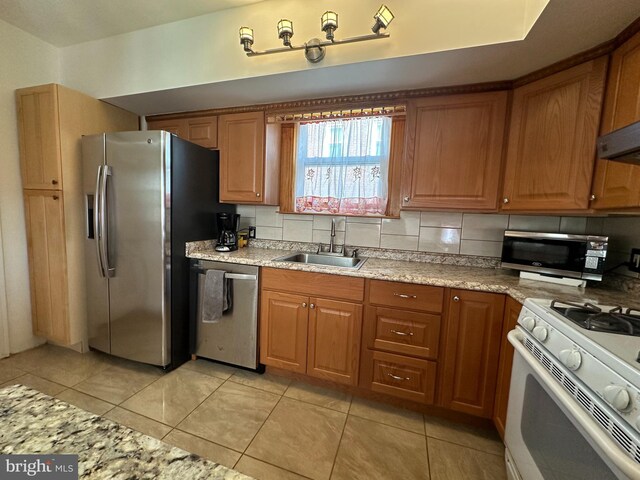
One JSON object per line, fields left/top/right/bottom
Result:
{"left": 550, "top": 300, "right": 640, "bottom": 337}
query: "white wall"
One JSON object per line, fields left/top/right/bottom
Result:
{"left": 60, "top": 0, "right": 544, "bottom": 101}
{"left": 0, "top": 19, "right": 61, "bottom": 353}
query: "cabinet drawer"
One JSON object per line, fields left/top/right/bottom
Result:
{"left": 368, "top": 280, "right": 443, "bottom": 313}
{"left": 365, "top": 306, "right": 440, "bottom": 359}
{"left": 361, "top": 350, "right": 436, "bottom": 404}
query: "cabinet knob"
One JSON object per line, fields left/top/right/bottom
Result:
{"left": 453, "top": 296, "right": 460, "bottom": 302}
{"left": 503, "top": 198, "right": 509, "bottom": 204}
{"left": 256, "top": 192, "right": 261, "bottom": 197}
{"left": 590, "top": 194, "right": 596, "bottom": 201}
{"left": 302, "top": 302, "right": 307, "bottom": 308}
{"left": 53, "top": 195, "right": 59, "bottom": 200}
{"left": 51, "top": 179, "right": 58, "bottom": 185}
{"left": 403, "top": 196, "right": 410, "bottom": 202}
{"left": 310, "top": 303, "right": 315, "bottom": 309}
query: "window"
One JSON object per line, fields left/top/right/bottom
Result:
{"left": 294, "top": 116, "right": 392, "bottom": 215}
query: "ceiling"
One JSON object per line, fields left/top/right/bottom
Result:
{"left": 2, "top": 0, "right": 639, "bottom": 115}
{"left": 0, "top": 0, "right": 265, "bottom": 46}
{"left": 104, "top": 0, "right": 640, "bottom": 115}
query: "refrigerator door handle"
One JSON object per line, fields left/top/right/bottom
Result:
{"left": 94, "top": 165, "right": 106, "bottom": 278}
{"left": 100, "top": 165, "right": 115, "bottom": 278}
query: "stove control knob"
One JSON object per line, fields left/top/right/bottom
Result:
{"left": 559, "top": 349, "right": 582, "bottom": 371}
{"left": 603, "top": 385, "right": 631, "bottom": 411}
{"left": 533, "top": 326, "right": 548, "bottom": 342}
{"left": 522, "top": 316, "right": 536, "bottom": 331}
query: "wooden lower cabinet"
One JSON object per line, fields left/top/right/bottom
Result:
{"left": 439, "top": 290, "right": 505, "bottom": 418}
{"left": 259, "top": 270, "right": 364, "bottom": 383}
{"left": 307, "top": 298, "right": 363, "bottom": 386}
{"left": 493, "top": 297, "right": 522, "bottom": 439}
{"left": 259, "top": 291, "right": 309, "bottom": 373}
{"left": 23, "top": 190, "right": 69, "bottom": 343}
{"left": 360, "top": 349, "right": 437, "bottom": 404}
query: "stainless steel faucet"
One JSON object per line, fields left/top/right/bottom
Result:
{"left": 329, "top": 218, "right": 336, "bottom": 253}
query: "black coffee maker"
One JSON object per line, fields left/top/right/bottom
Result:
{"left": 215, "top": 212, "right": 240, "bottom": 252}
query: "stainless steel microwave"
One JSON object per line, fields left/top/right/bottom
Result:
{"left": 501, "top": 231, "right": 608, "bottom": 281}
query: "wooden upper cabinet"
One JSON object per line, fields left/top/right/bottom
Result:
{"left": 502, "top": 58, "right": 608, "bottom": 211}
{"left": 147, "top": 115, "right": 218, "bottom": 148}
{"left": 402, "top": 92, "right": 508, "bottom": 210}
{"left": 493, "top": 297, "right": 522, "bottom": 440}
{"left": 259, "top": 290, "right": 309, "bottom": 373}
{"left": 218, "top": 111, "right": 280, "bottom": 204}
{"left": 23, "top": 190, "right": 69, "bottom": 343}
{"left": 16, "top": 85, "right": 63, "bottom": 190}
{"left": 307, "top": 298, "right": 363, "bottom": 386}
{"left": 439, "top": 290, "right": 505, "bottom": 418}
{"left": 591, "top": 31, "right": 640, "bottom": 209}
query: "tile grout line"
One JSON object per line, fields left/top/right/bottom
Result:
{"left": 327, "top": 409, "right": 350, "bottom": 479}
{"left": 239, "top": 391, "right": 286, "bottom": 459}
{"left": 426, "top": 436, "right": 505, "bottom": 458}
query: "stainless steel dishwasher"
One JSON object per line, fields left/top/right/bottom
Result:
{"left": 190, "top": 259, "right": 260, "bottom": 370}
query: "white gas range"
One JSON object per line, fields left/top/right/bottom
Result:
{"left": 505, "top": 298, "right": 640, "bottom": 480}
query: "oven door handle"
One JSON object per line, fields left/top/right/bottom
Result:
{"left": 508, "top": 330, "right": 640, "bottom": 479}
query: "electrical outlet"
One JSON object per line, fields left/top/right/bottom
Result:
{"left": 248, "top": 226, "right": 256, "bottom": 239}
{"left": 630, "top": 248, "right": 640, "bottom": 273}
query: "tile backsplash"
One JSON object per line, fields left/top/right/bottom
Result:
{"left": 237, "top": 206, "right": 615, "bottom": 257}
{"left": 588, "top": 216, "right": 640, "bottom": 279}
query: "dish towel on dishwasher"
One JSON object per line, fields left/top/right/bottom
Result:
{"left": 201, "top": 270, "right": 232, "bottom": 323}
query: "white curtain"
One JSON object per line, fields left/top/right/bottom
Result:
{"left": 295, "top": 116, "right": 392, "bottom": 215}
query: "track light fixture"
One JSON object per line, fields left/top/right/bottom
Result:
{"left": 239, "top": 4, "right": 395, "bottom": 63}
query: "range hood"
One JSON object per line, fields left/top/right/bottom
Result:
{"left": 597, "top": 121, "right": 640, "bottom": 165}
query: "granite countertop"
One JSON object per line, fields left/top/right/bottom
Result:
{"left": 186, "top": 243, "right": 639, "bottom": 309}
{"left": 0, "top": 385, "right": 251, "bottom": 480}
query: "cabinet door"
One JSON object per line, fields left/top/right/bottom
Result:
{"left": 439, "top": 290, "right": 505, "bottom": 418}
{"left": 502, "top": 58, "right": 607, "bottom": 211}
{"left": 260, "top": 290, "right": 308, "bottom": 373}
{"left": 402, "top": 92, "right": 508, "bottom": 210}
{"left": 16, "top": 85, "right": 63, "bottom": 190}
{"left": 218, "top": 111, "right": 265, "bottom": 203}
{"left": 591, "top": 31, "right": 640, "bottom": 209}
{"left": 186, "top": 116, "right": 218, "bottom": 148}
{"left": 146, "top": 118, "right": 188, "bottom": 138}
{"left": 493, "top": 297, "right": 522, "bottom": 440}
{"left": 23, "top": 190, "right": 69, "bottom": 343}
{"left": 307, "top": 298, "right": 363, "bottom": 386}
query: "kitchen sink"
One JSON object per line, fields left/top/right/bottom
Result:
{"left": 273, "top": 252, "right": 367, "bottom": 269}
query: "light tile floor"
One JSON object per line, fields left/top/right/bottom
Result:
{"left": 0, "top": 345, "right": 507, "bottom": 480}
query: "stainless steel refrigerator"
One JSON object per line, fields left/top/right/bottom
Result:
{"left": 82, "top": 131, "right": 234, "bottom": 368}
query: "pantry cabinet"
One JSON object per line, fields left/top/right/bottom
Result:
{"left": 591, "top": 30, "right": 640, "bottom": 210}
{"left": 16, "top": 84, "right": 138, "bottom": 348}
{"left": 439, "top": 289, "right": 505, "bottom": 418}
{"left": 402, "top": 92, "right": 508, "bottom": 211}
{"left": 493, "top": 297, "right": 523, "bottom": 440}
{"left": 146, "top": 115, "right": 218, "bottom": 149}
{"left": 259, "top": 268, "right": 364, "bottom": 385}
{"left": 501, "top": 58, "right": 607, "bottom": 211}
{"left": 218, "top": 111, "right": 280, "bottom": 205}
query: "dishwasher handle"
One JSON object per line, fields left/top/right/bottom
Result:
{"left": 224, "top": 273, "right": 257, "bottom": 281}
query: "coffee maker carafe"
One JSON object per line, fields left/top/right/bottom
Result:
{"left": 215, "top": 212, "right": 240, "bottom": 252}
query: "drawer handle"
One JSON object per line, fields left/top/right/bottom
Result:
{"left": 393, "top": 293, "right": 417, "bottom": 299}
{"left": 390, "top": 329, "right": 413, "bottom": 337}
{"left": 387, "top": 373, "right": 410, "bottom": 381}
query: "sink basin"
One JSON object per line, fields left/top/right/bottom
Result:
{"left": 273, "top": 252, "right": 367, "bottom": 270}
